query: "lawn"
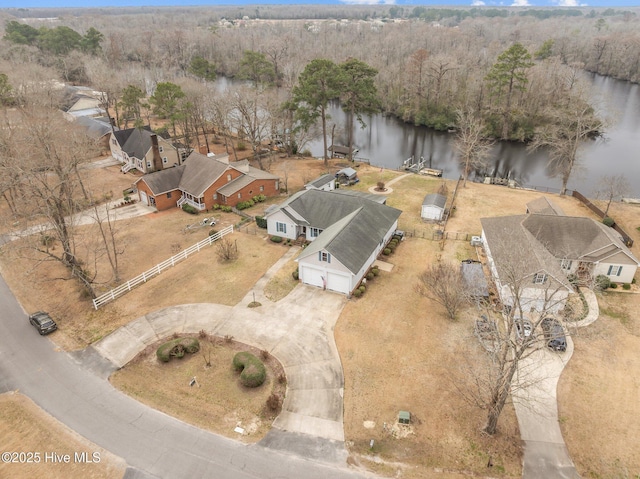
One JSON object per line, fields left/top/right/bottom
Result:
{"left": 110, "top": 336, "right": 286, "bottom": 443}
{"left": 0, "top": 393, "right": 126, "bottom": 479}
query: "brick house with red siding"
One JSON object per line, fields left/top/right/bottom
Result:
{"left": 134, "top": 151, "right": 280, "bottom": 211}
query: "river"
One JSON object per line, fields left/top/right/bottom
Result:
{"left": 215, "top": 74, "right": 640, "bottom": 197}
{"left": 306, "top": 74, "right": 640, "bottom": 197}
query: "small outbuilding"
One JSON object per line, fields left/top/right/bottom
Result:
{"left": 421, "top": 193, "right": 446, "bottom": 221}
{"left": 335, "top": 167, "right": 359, "bottom": 185}
{"left": 305, "top": 173, "right": 336, "bottom": 192}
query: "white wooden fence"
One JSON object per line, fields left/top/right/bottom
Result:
{"left": 92, "top": 225, "right": 233, "bottom": 310}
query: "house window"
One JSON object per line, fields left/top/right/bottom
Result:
{"left": 167, "top": 192, "right": 172, "bottom": 199}
{"left": 608, "top": 265, "right": 622, "bottom": 276}
{"left": 276, "top": 222, "right": 287, "bottom": 234}
{"left": 227, "top": 174, "right": 232, "bottom": 181}
{"left": 533, "top": 273, "right": 547, "bottom": 284}
{"left": 159, "top": 146, "right": 164, "bottom": 153}
{"left": 260, "top": 185, "right": 264, "bottom": 192}
{"left": 162, "top": 157, "right": 168, "bottom": 164}
{"left": 310, "top": 227, "right": 322, "bottom": 238}
{"left": 561, "top": 259, "right": 572, "bottom": 270}
{"left": 319, "top": 252, "right": 331, "bottom": 263}
{"left": 238, "top": 193, "right": 242, "bottom": 199}
{"left": 213, "top": 193, "right": 218, "bottom": 200}
{"left": 146, "top": 161, "right": 151, "bottom": 168}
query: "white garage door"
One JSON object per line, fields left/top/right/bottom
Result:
{"left": 300, "top": 265, "right": 324, "bottom": 288}
{"left": 140, "top": 190, "right": 148, "bottom": 205}
{"left": 326, "top": 272, "right": 350, "bottom": 294}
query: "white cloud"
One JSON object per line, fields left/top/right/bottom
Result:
{"left": 472, "top": 0, "right": 486, "bottom": 5}
{"left": 552, "top": 0, "right": 587, "bottom": 5}
{"left": 511, "top": 0, "right": 530, "bottom": 5}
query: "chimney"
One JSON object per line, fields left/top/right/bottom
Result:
{"left": 150, "top": 134, "right": 163, "bottom": 172}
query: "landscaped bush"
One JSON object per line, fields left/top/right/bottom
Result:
{"left": 255, "top": 216, "right": 267, "bottom": 229}
{"left": 383, "top": 248, "right": 391, "bottom": 255}
{"left": 266, "top": 393, "right": 282, "bottom": 411}
{"left": 208, "top": 229, "right": 219, "bottom": 237}
{"left": 236, "top": 200, "right": 256, "bottom": 210}
{"left": 292, "top": 269, "right": 299, "bottom": 280}
{"left": 270, "top": 236, "right": 283, "bottom": 243}
{"left": 623, "top": 283, "right": 631, "bottom": 290}
{"left": 372, "top": 268, "right": 379, "bottom": 276}
{"left": 156, "top": 337, "right": 200, "bottom": 362}
{"left": 182, "top": 204, "right": 198, "bottom": 215}
{"left": 211, "top": 204, "right": 221, "bottom": 210}
{"left": 220, "top": 205, "right": 232, "bottom": 212}
{"left": 610, "top": 283, "right": 618, "bottom": 289}
{"left": 366, "top": 272, "right": 374, "bottom": 280}
{"left": 595, "top": 274, "right": 611, "bottom": 291}
{"left": 353, "top": 289, "right": 363, "bottom": 298}
{"left": 252, "top": 194, "right": 266, "bottom": 203}
{"left": 359, "top": 285, "right": 366, "bottom": 293}
{"left": 232, "top": 352, "right": 266, "bottom": 388}
{"left": 602, "top": 216, "right": 615, "bottom": 227}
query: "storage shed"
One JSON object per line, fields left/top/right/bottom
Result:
{"left": 305, "top": 173, "right": 336, "bottom": 192}
{"left": 421, "top": 193, "right": 446, "bottom": 221}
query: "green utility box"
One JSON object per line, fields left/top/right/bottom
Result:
{"left": 398, "top": 411, "right": 411, "bottom": 424}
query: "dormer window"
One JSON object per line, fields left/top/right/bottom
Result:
{"left": 533, "top": 273, "right": 547, "bottom": 284}
{"left": 319, "top": 252, "right": 331, "bottom": 263}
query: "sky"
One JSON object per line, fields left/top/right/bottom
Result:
{"left": 0, "top": 0, "right": 638, "bottom": 9}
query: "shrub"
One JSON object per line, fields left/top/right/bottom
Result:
{"left": 237, "top": 201, "right": 249, "bottom": 210}
{"left": 610, "top": 283, "right": 618, "bottom": 289}
{"left": 277, "top": 373, "right": 287, "bottom": 384}
{"left": 266, "top": 393, "right": 281, "bottom": 411}
{"left": 233, "top": 352, "right": 266, "bottom": 388}
{"left": 220, "top": 205, "right": 232, "bottom": 213}
{"left": 383, "top": 248, "right": 391, "bottom": 255}
{"left": 372, "top": 268, "right": 379, "bottom": 276}
{"left": 255, "top": 216, "right": 267, "bottom": 229}
{"left": 156, "top": 337, "right": 200, "bottom": 362}
{"left": 366, "top": 272, "right": 374, "bottom": 280}
{"left": 182, "top": 204, "right": 198, "bottom": 215}
{"left": 270, "top": 235, "right": 283, "bottom": 243}
{"left": 292, "top": 269, "right": 299, "bottom": 280}
{"left": 622, "top": 283, "right": 631, "bottom": 290}
{"left": 353, "top": 289, "right": 363, "bottom": 298}
{"left": 211, "top": 203, "right": 221, "bottom": 210}
{"left": 602, "top": 216, "right": 615, "bottom": 227}
{"left": 595, "top": 274, "right": 611, "bottom": 291}
{"left": 208, "top": 229, "right": 219, "bottom": 236}
{"left": 359, "top": 285, "right": 366, "bottom": 293}
{"left": 567, "top": 274, "right": 579, "bottom": 286}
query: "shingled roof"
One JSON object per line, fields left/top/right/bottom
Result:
{"left": 113, "top": 127, "right": 154, "bottom": 160}
{"left": 277, "top": 190, "right": 401, "bottom": 274}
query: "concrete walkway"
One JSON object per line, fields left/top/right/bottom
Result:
{"left": 93, "top": 247, "right": 350, "bottom": 464}
{"left": 514, "top": 290, "right": 600, "bottom": 479}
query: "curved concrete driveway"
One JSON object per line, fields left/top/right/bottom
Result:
{"left": 513, "top": 292, "right": 599, "bottom": 479}
{"left": 94, "top": 246, "right": 350, "bottom": 463}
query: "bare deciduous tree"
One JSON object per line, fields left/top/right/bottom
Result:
{"left": 453, "top": 109, "right": 494, "bottom": 187}
{"left": 595, "top": 174, "right": 631, "bottom": 216}
{"left": 216, "top": 237, "right": 238, "bottom": 261}
{"left": 415, "top": 261, "right": 468, "bottom": 320}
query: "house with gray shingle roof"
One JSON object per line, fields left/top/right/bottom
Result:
{"left": 481, "top": 212, "right": 639, "bottom": 314}
{"left": 265, "top": 189, "right": 401, "bottom": 295}
{"left": 109, "top": 127, "right": 178, "bottom": 174}
{"left": 134, "top": 151, "right": 280, "bottom": 211}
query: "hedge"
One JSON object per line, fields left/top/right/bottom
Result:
{"left": 233, "top": 352, "right": 266, "bottom": 388}
{"left": 182, "top": 204, "right": 198, "bottom": 215}
{"left": 255, "top": 216, "right": 267, "bottom": 229}
{"left": 270, "top": 235, "right": 283, "bottom": 243}
{"left": 156, "top": 337, "right": 200, "bottom": 362}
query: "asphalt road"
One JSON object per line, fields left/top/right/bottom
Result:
{"left": 0, "top": 273, "right": 370, "bottom": 479}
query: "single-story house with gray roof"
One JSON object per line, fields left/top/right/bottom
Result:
{"left": 481, "top": 212, "right": 639, "bottom": 314}
{"left": 421, "top": 193, "right": 447, "bottom": 221}
{"left": 110, "top": 126, "right": 178, "bottom": 174}
{"left": 265, "top": 189, "right": 401, "bottom": 295}
{"left": 135, "top": 151, "right": 280, "bottom": 211}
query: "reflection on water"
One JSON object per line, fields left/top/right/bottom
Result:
{"left": 307, "top": 75, "right": 640, "bottom": 197}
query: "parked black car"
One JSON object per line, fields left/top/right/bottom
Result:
{"left": 541, "top": 317, "right": 566, "bottom": 352}
{"left": 29, "top": 312, "right": 57, "bottom": 335}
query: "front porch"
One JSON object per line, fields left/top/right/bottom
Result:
{"left": 177, "top": 194, "right": 206, "bottom": 211}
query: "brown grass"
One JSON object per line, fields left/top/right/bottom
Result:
{"left": 110, "top": 336, "right": 286, "bottom": 443}
{"left": 336, "top": 239, "right": 522, "bottom": 478}
{"left": 263, "top": 257, "right": 298, "bottom": 302}
{"left": 0, "top": 393, "right": 126, "bottom": 479}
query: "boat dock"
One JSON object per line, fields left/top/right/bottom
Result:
{"left": 402, "top": 156, "right": 443, "bottom": 177}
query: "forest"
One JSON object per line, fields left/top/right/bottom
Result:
{"left": 0, "top": 5, "right": 639, "bottom": 183}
